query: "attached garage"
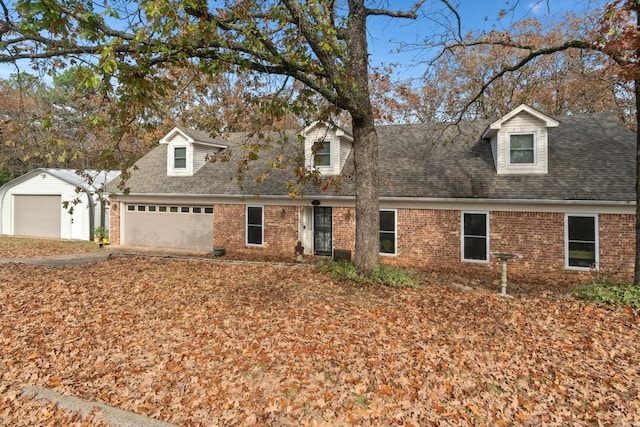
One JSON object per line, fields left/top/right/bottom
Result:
{"left": 123, "top": 204, "right": 214, "bottom": 250}
{"left": 0, "top": 168, "right": 120, "bottom": 240}
{"left": 13, "top": 195, "right": 62, "bottom": 238}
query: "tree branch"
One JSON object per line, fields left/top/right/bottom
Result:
{"left": 457, "top": 39, "right": 596, "bottom": 116}
{"left": 439, "top": 0, "right": 462, "bottom": 41}
{"left": 366, "top": 0, "right": 426, "bottom": 18}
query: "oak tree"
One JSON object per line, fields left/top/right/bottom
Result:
{"left": 1, "top": 0, "right": 450, "bottom": 275}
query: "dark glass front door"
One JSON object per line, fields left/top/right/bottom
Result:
{"left": 313, "top": 207, "right": 332, "bottom": 256}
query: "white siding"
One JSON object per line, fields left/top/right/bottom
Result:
{"left": 490, "top": 136, "right": 498, "bottom": 168}
{"left": 1, "top": 173, "right": 91, "bottom": 240}
{"left": 340, "top": 140, "right": 352, "bottom": 171}
{"left": 303, "top": 125, "right": 351, "bottom": 175}
{"left": 193, "top": 144, "right": 216, "bottom": 173}
{"left": 496, "top": 112, "right": 548, "bottom": 175}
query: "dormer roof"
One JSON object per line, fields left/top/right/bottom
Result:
{"left": 302, "top": 121, "right": 353, "bottom": 142}
{"left": 482, "top": 104, "right": 559, "bottom": 139}
{"left": 160, "top": 126, "right": 228, "bottom": 149}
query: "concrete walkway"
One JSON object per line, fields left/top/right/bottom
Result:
{"left": 0, "top": 245, "right": 215, "bottom": 266}
{"left": 0, "top": 245, "right": 306, "bottom": 267}
{"left": 0, "top": 251, "right": 113, "bottom": 266}
{"left": 22, "top": 387, "right": 178, "bottom": 427}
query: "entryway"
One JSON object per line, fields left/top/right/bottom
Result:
{"left": 313, "top": 206, "right": 332, "bottom": 256}
{"left": 300, "top": 206, "right": 333, "bottom": 256}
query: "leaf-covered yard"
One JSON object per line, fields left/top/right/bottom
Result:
{"left": 1, "top": 254, "right": 639, "bottom": 426}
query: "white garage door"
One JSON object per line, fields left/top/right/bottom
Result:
{"left": 124, "top": 204, "right": 214, "bottom": 250}
{"left": 13, "top": 195, "right": 62, "bottom": 238}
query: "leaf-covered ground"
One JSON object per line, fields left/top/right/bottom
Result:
{"left": 0, "top": 236, "right": 99, "bottom": 258}
{"left": 1, "top": 255, "right": 639, "bottom": 426}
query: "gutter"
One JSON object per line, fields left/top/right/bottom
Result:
{"left": 113, "top": 192, "right": 635, "bottom": 207}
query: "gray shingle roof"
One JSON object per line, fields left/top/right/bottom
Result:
{"left": 113, "top": 113, "right": 635, "bottom": 202}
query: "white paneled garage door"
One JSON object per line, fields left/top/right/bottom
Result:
{"left": 124, "top": 204, "right": 214, "bottom": 250}
{"left": 13, "top": 195, "right": 62, "bottom": 238}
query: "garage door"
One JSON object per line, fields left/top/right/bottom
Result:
{"left": 13, "top": 195, "right": 62, "bottom": 238}
{"left": 124, "top": 204, "right": 214, "bottom": 250}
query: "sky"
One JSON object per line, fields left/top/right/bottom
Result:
{"left": 365, "top": 0, "right": 607, "bottom": 79}
{"left": 0, "top": 0, "right": 608, "bottom": 83}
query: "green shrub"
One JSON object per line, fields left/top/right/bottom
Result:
{"left": 318, "top": 261, "right": 421, "bottom": 289}
{"left": 572, "top": 281, "right": 640, "bottom": 312}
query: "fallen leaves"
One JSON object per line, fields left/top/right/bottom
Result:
{"left": 0, "top": 236, "right": 99, "bottom": 258}
{"left": 0, "top": 255, "right": 639, "bottom": 426}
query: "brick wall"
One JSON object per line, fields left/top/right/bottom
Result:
{"left": 109, "top": 202, "right": 120, "bottom": 245}
{"left": 264, "top": 205, "right": 299, "bottom": 255}
{"left": 599, "top": 214, "right": 635, "bottom": 279}
{"left": 333, "top": 207, "right": 356, "bottom": 252}
{"left": 213, "top": 204, "right": 298, "bottom": 257}
{"left": 213, "top": 204, "right": 243, "bottom": 249}
{"left": 114, "top": 199, "right": 635, "bottom": 282}
{"left": 490, "top": 211, "right": 565, "bottom": 274}
{"left": 397, "top": 209, "right": 460, "bottom": 265}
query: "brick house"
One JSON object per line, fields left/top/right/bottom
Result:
{"left": 108, "top": 105, "right": 636, "bottom": 281}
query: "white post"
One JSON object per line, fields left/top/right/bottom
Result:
{"left": 500, "top": 259, "right": 508, "bottom": 296}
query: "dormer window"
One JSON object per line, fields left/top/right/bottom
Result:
{"left": 314, "top": 140, "right": 331, "bottom": 167}
{"left": 482, "top": 104, "right": 559, "bottom": 175}
{"left": 173, "top": 147, "right": 187, "bottom": 169}
{"left": 160, "top": 127, "right": 227, "bottom": 177}
{"left": 302, "top": 122, "right": 353, "bottom": 176}
{"left": 509, "top": 133, "right": 535, "bottom": 165}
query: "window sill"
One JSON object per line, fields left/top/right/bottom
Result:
{"left": 462, "top": 258, "right": 490, "bottom": 264}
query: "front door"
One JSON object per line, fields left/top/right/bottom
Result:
{"left": 313, "top": 206, "right": 332, "bottom": 256}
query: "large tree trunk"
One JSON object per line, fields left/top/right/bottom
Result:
{"left": 347, "top": 0, "right": 380, "bottom": 276}
{"left": 634, "top": 78, "right": 640, "bottom": 284}
{"left": 352, "top": 118, "right": 380, "bottom": 277}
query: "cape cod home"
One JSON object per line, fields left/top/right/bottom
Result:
{"left": 108, "top": 105, "right": 636, "bottom": 281}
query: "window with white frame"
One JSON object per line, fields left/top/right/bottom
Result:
{"left": 246, "top": 206, "right": 264, "bottom": 246}
{"left": 173, "top": 146, "right": 187, "bottom": 169}
{"left": 509, "top": 133, "right": 535, "bottom": 164}
{"left": 313, "top": 140, "right": 331, "bottom": 167}
{"left": 462, "top": 212, "right": 489, "bottom": 261}
{"left": 380, "top": 210, "right": 396, "bottom": 255}
{"left": 566, "top": 214, "right": 598, "bottom": 269}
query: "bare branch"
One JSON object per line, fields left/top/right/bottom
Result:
{"left": 458, "top": 39, "right": 595, "bottom": 117}
{"left": 440, "top": 0, "right": 462, "bottom": 41}
{"left": 0, "top": 0, "right": 10, "bottom": 24}
{"left": 366, "top": 0, "right": 426, "bottom": 19}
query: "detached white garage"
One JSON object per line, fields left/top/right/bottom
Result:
{"left": 0, "top": 168, "right": 120, "bottom": 240}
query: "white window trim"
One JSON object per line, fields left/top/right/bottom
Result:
{"left": 565, "top": 213, "right": 599, "bottom": 271}
{"left": 173, "top": 146, "right": 188, "bottom": 169}
{"left": 313, "top": 139, "right": 332, "bottom": 168}
{"left": 507, "top": 132, "right": 537, "bottom": 166}
{"left": 461, "top": 211, "right": 490, "bottom": 263}
{"left": 379, "top": 209, "right": 397, "bottom": 256}
{"left": 168, "top": 144, "right": 192, "bottom": 176}
{"left": 246, "top": 205, "right": 264, "bottom": 247}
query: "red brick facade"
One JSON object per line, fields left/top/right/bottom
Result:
{"left": 109, "top": 202, "right": 121, "bottom": 245}
{"left": 213, "top": 204, "right": 299, "bottom": 257}
{"left": 111, "top": 201, "right": 635, "bottom": 282}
